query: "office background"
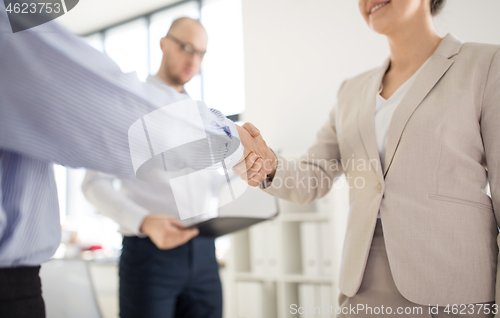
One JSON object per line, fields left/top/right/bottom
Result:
{"left": 46, "top": 0, "right": 500, "bottom": 317}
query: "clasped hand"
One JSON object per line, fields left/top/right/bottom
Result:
{"left": 141, "top": 214, "right": 199, "bottom": 250}
{"left": 232, "top": 123, "right": 277, "bottom": 187}
{"left": 140, "top": 123, "right": 275, "bottom": 249}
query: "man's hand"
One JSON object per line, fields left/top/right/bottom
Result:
{"left": 233, "top": 122, "right": 277, "bottom": 187}
{"left": 140, "top": 214, "right": 199, "bottom": 250}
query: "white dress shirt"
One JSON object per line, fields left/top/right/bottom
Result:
{"left": 375, "top": 58, "right": 430, "bottom": 217}
{"left": 82, "top": 170, "right": 178, "bottom": 237}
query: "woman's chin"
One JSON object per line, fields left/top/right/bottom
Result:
{"left": 369, "top": 21, "right": 393, "bottom": 35}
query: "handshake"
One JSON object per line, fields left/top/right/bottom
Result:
{"left": 232, "top": 123, "right": 278, "bottom": 187}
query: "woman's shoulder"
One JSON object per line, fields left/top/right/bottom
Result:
{"left": 451, "top": 41, "right": 500, "bottom": 78}
{"left": 337, "top": 64, "right": 384, "bottom": 96}
{"left": 459, "top": 41, "right": 500, "bottom": 61}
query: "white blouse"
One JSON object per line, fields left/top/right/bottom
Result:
{"left": 375, "top": 58, "right": 430, "bottom": 218}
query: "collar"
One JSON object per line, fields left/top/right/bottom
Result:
{"left": 146, "top": 75, "right": 166, "bottom": 86}
{"left": 371, "top": 32, "right": 464, "bottom": 80}
{"left": 433, "top": 33, "right": 464, "bottom": 59}
{"left": 146, "top": 75, "right": 188, "bottom": 95}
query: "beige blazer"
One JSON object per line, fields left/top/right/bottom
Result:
{"left": 262, "top": 33, "right": 500, "bottom": 306}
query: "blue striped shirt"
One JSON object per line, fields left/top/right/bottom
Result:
{"left": 0, "top": 3, "right": 242, "bottom": 267}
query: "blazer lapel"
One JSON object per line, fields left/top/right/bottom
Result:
{"left": 383, "top": 33, "right": 464, "bottom": 177}
{"left": 358, "top": 58, "right": 390, "bottom": 182}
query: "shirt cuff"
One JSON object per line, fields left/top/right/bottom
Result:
{"left": 259, "top": 148, "right": 279, "bottom": 189}
{"left": 119, "top": 205, "right": 150, "bottom": 238}
{"left": 205, "top": 108, "right": 245, "bottom": 170}
{"left": 260, "top": 176, "right": 274, "bottom": 189}
{"left": 222, "top": 120, "right": 245, "bottom": 171}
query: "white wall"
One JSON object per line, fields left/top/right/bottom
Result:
{"left": 240, "top": 0, "right": 500, "bottom": 156}
{"left": 58, "top": 0, "right": 180, "bottom": 34}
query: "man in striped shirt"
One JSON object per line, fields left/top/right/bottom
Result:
{"left": 0, "top": 5, "right": 276, "bottom": 317}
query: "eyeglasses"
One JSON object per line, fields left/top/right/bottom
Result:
{"left": 166, "top": 34, "right": 206, "bottom": 58}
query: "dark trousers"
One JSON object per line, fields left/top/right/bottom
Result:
{"left": 119, "top": 236, "right": 222, "bottom": 318}
{"left": 0, "top": 266, "right": 45, "bottom": 318}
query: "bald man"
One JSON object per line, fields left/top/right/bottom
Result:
{"left": 82, "top": 18, "right": 223, "bottom": 318}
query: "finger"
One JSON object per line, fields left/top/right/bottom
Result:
{"left": 249, "top": 168, "right": 266, "bottom": 184}
{"left": 241, "top": 149, "right": 258, "bottom": 161}
{"left": 247, "top": 179, "right": 261, "bottom": 187}
{"left": 245, "top": 152, "right": 259, "bottom": 171}
{"left": 243, "top": 122, "right": 260, "bottom": 137}
{"left": 247, "top": 158, "right": 264, "bottom": 179}
{"left": 169, "top": 218, "right": 187, "bottom": 229}
{"left": 256, "top": 149, "right": 276, "bottom": 175}
{"left": 235, "top": 153, "right": 245, "bottom": 166}
{"left": 179, "top": 228, "right": 199, "bottom": 243}
{"left": 247, "top": 155, "right": 263, "bottom": 173}
{"left": 160, "top": 228, "right": 199, "bottom": 250}
{"left": 232, "top": 152, "right": 259, "bottom": 177}
{"left": 232, "top": 158, "right": 247, "bottom": 177}
{"left": 232, "top": 159, "right": 248, "bottom": 177}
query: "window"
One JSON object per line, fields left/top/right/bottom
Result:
{"left": 83, "top": 33, "right": 103, "bottom": 52}
{"left": 82, "top": 0, "right": 245, "bottom": 114}
{"left": 105, "top": 19, "right": 149, "bottom": 82}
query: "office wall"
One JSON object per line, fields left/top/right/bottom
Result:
{"left": 240, "top": 0, "right": 500, "bottom": 156}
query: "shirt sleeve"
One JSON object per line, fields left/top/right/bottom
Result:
{"left": 480, "top": 48, "right": 500, "bottom": 315}
{"left": 81, "top": 170, "right": 149, "bottom": 237}
{"left": 209, "top": 108, "right": 244, "bottom": 170}
{"left": 0, "top": 3, "right": 243, "bottom": 178}
{"left": 257, "top": 101, "right": 343, "bottom": 205}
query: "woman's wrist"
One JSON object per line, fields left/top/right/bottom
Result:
{"left": 267, "top": 148, "right": 278, "bottom": 180}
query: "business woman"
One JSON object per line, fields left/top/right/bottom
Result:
{"left": 234, "top": 0, "right": 500, "bottom": 316}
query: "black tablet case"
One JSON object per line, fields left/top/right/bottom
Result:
{"left": 185, "top": 186, "right": 279, "bottom": 238}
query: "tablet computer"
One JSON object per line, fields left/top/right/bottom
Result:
{"left": 183, "top": 185, "right": 279, "bottom": 238}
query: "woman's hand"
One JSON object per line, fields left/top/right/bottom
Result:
{"left": 232, "top": 122, "right": 277, "bottom": 187}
